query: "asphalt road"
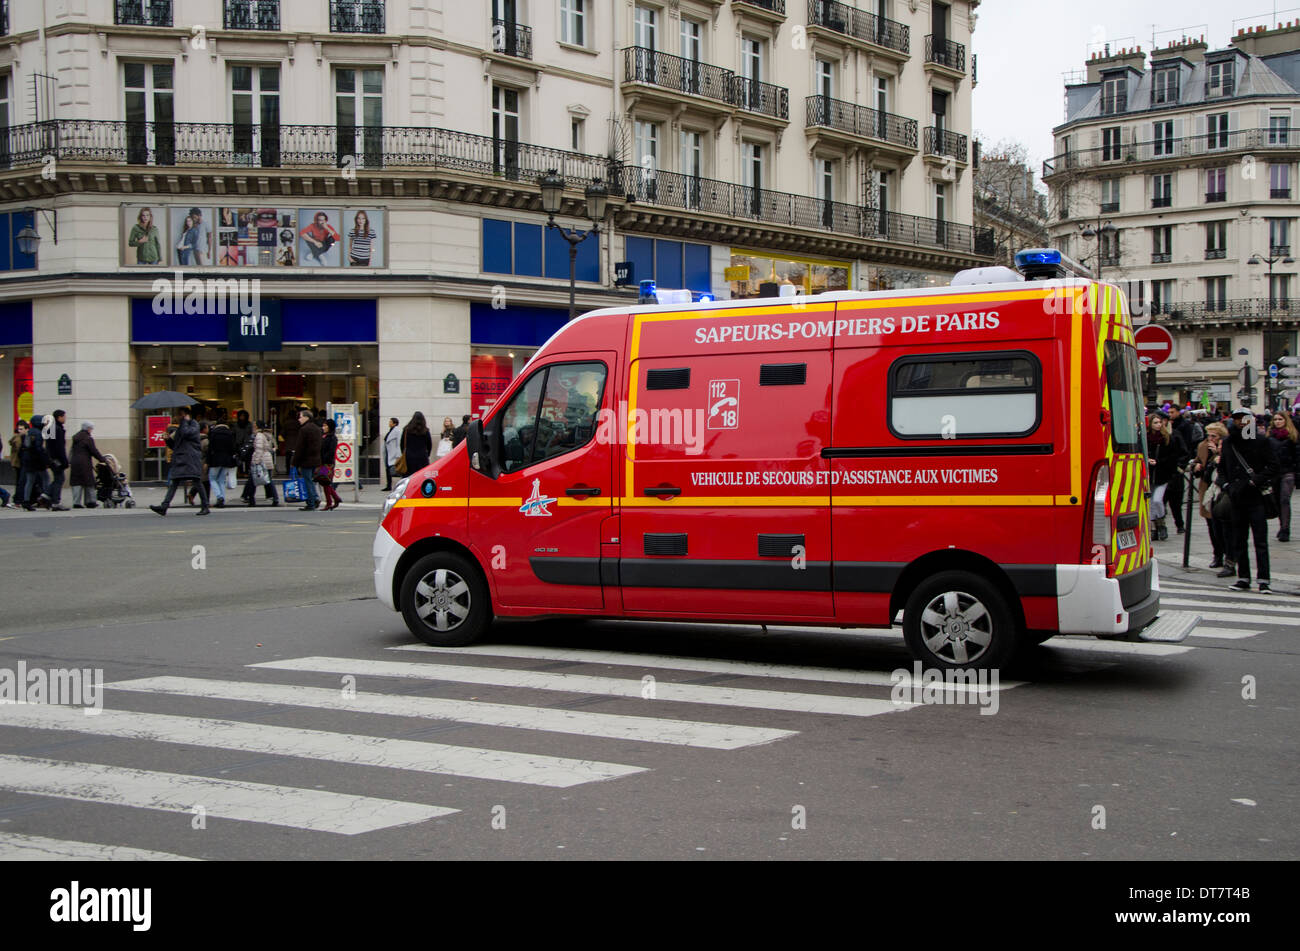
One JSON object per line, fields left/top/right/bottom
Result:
{"left": 0, "top": 507, "right": 1296, "bottom": 860}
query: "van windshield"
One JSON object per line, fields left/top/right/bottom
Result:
{"left": 1104, "top": 341, "right": 1146, "bottom": 455}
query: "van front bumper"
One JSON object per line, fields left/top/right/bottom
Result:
{"left": 373, "top": 525, "right": 405, "bottom": 611}
{"left": 1055, "top": 561, "right": 1197, "bottom": 642}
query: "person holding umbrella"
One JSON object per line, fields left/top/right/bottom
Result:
{"left": 149, "top": 406, "right": 210, "bottom": 516}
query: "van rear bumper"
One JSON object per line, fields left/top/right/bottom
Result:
{"left": 1055, "top": 560, "right": 1190, "bottom": 640}
{"left": 373, "top": 525, "right": 404, "bottom": 612}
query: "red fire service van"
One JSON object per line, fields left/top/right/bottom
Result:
{"left": 373, "top": 249, "right": 1199, "bottom": 670}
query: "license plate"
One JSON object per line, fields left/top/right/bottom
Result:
{"left": 1117, "top": 529, "right": 1137, "bottom": 550}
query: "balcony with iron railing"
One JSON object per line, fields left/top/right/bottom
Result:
{"left": 731, "top": 76, "right": 789, "bottom": 121}
{"left": 1151, "top": 252, "right": 1171, "bottom": 264}
{"left": 924, "top": 126, "right": 968, "bottom": 163}
{"left": 1043, "top": 127, "right": 1300, "bottom": 178}
{"left": 1099, "top": 201, "right": 1119, "bottom": 214}
{"left": 1205, "top": 190, "right": 1226, "bottom": 203}
{"left": 805, "top": 96, "right": 918, "bottom": 151}
{"left": 115, "top": 0, "right": 172, "bottom": 26}
{"left": 330, "top": 0, "right": 385, "bottom": 34}
{"left": 1272, "top": 186, "right": 1292, "bottom": 198}
{"left": 1205, "top": 248, "right": 1226, "bottom": 259}
{"left": 1159, "top": 298, "right": 1294, "bottom": 323}
{"left": 924, "top": 35, "right": 966, "bottom": 73}
{"left": 1272, "top": 244, "right": 1292, "bottom": 257}
{"left": 1101, "top": 254, "right": 1121, "bottom": 268}
{"left": 806, "top": 0, "right": 909, "bottom": 55}
{"left": 1152, "top": 195, "right": 1172, "bottom": 208}
{"left": 733, "top": 0, "right": 786, "bottom": 18}
{"left": 491, "top": 18, "right": 533, "bottom": 59}
{"left": 223, "top": 0, "right": 280, "bottom": 30}
{"left": 622, "top": 47, "right": 734, "bottom": 109}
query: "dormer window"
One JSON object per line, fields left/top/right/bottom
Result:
{"left": 1152, "top": 68, "right": 1179, "bottom": 104}
{"left": 1101, "top": 76, "right": 1126, "bottom": 114}
{"left": 1206, "top": 61, "right": 1234, "bottom": 98}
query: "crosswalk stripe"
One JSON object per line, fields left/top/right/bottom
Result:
{"left": 1162, "top": 595, "right": 1298, "bottom": 614}
{"left": 1164, "top": 609, "right": 1290, "bottom": 626}
{"left": 0, "top": 832, "right": 200, "bottom": 861}
{"left": 1190, "top": 627, "right": 1265, "bottom": 640}
{"left": 388, "top": 644, "right": 1023, "bottom": 693}
{"left": 1035, "top": 638, "right": 1194, "bottom": 655}
{"left": 0, "top": 753, "right": 455, "bottom": 835}
{"left": 108, "top": 677, "right": 795, "bottom": 750}
{"left": 251, "top": 657, "right": 915, "bottom": 718}
{"left": 0, "top": 703, "right": 645, "bottom": 788}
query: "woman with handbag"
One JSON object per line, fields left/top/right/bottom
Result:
{"left": 1268, "top": 412, "right": 1297, "bottom": 543}
{"left": 241, "top": 422, "right": 280, "bottom": 507}
{"left": 400, "top": 412, "right": 433, "bottom": 474}
{"left": 317, "top": 418, "right": 344, "bottom": 511}
{"left": 1219, "top": 410, "right": 1280, "bottom": 593}
{"left": 1194, "top": 422, "right": 1231, "bottom": 574}
{"left": 1146, "top": 414, "right": 1184, "bottom": 542}
{"left": 437, "top": 416, "right": 455, "bottom": 459}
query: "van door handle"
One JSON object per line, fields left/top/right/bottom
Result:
{"left": 565, "top": 486, "right": 601, "bottom": 497}
{"left": 643, "top": 485, "right": 681, "bottom": 497}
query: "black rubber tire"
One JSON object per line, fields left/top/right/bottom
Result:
{"left": 902, "top": 570, "right": 1020, "bottom": 671}
{"left": 399, "top": 551, "right": 490, "bottom": 647}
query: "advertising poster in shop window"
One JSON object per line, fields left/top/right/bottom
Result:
{"left": 121, "top": 205, "right": 168, "bottom": 266}
{"left": 343, "top": 208, "right": 384, "bottom": 267}
{"left": 298, "top": 209, "right": 343, "bottom": 267}
{"left": 168, "top": 206, "right": 214, "bottom": 267}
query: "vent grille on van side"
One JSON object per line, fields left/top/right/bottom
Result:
{"left": 759, "top": 363, "right": 807, "bottom": 386}
{"left": 643, "top": 533, "right": 688, "bottom": 556}
{"left": 646, "top": 368, "right": 691, "bottom": 390}
{"left": 758, "top": 534, "right": 805, "bottom": 557}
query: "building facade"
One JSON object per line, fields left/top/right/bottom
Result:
{"left": 0, "top": 0, "right": 990, "bottom": 476}
{"left": 1044, "top": 23, "right": 1300, "bottom": 412}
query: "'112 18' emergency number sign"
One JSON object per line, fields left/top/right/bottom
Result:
{"left": 708, "top": 379, "right": 739, "bottom": 429}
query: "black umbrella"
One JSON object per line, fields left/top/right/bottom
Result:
{"left": 130, "top": 391, "right": 198, "bottom": 411}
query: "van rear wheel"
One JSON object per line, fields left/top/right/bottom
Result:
{"left": 399, "top": 552, "right": 490, "bottom": 647}
{"left": 903, "top": 571, "right": 1019, "bottom": 671}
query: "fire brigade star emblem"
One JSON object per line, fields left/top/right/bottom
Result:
{"left": 520, "top": 478, "right": 558, "bottom": 517}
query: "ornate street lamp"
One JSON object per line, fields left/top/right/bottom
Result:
{"left": 539, "top": 170, "right": 608, "bottom": 321}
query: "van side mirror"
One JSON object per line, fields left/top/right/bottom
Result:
{"left": 467, "top": 417, "right": 500, "bottom": 479}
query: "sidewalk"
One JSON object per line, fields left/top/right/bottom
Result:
{"left": 1154, "top": 510, "right": 1300, "bottom": 593}
{"left": 0, "top": 481, "right": 384, "bottom": 517}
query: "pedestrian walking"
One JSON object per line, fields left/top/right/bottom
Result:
{"left": 437, "top": 416, "right": 455, "bottom": 459}
{"left": 1165, "top": 405, "right": 1199, "bottom": 534}
{"left": 1219, "top": 409, "right": 1279, "bottom": 593}
{"left": 40, "top": 410, "right": 71, "bottom": 511}
{"left": 232, "top": 409, "right": 254, "bottom": 475}
{"left": 150, "top": 408, "right": 210, "bottom": 516}
{"left": 1195, "top": 422, "right": 1233, "bottom": 575}
{"left": 69, "top": 421, "right": 108, "bottom": 509}
{"left": 206, "top": 415, "right": 237, "bottom": 508}
{"left": 317, "top": 418, "right": 343, "bottom": 511}
{"left": 1268, "top": 411, "right": 1297, "bottom": 543}
{"left": 292, "top": 408, "right": 323, "bottom": 511}
{"left": 8, "top": 422, "right": 26, "bottom": 502}
{"left": 1146, "top": 413, "right": 1186, "bottom": 541}
{"left": 451, "top": 414, "right": 470, "bottom": 448}
{"left": 241, "top": 421, "right": 281, "bottom": 507}
{"left": 20, "top": 415, "right": 51, "bottom": 511}
{"left": 383, "top": 417, "right": 401, "bottom": 491}
{"left": 401, "top": 412, "right": 433, "bottom": 473}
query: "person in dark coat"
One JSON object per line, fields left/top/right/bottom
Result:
{"left": 1268, "top": 411, "right": 1297, "bottom": 543}
{"left": 1219, "top": 410, "right": 1280, "bottom": 593}
{"left": 231, "top": 409, "right": 254, "bottom": 472}
{"left": 292, "top": 408, "right": 323, "bottom": 511}
{"left": 69, "top": 421, "right": 107, "bottom": 509}
{"left": 451, "top": 414, "right": 471, "bottom": 448}
{"left": 206, "top": 417, "right": 237, "bottom": 508}
{"left": 20, "top": 415, "right": 51, "bottom": 510}
{"left": 150, "top": 408, "right": 210, "bottom": 516}
{"left": 316, "top": 418, "right": 343, "bottom": 511}
{"left": 401, "top": 411, "right": 433, "bottom": 472}
{"left": 41, "top": 410, "right": 70, "bottom": 511}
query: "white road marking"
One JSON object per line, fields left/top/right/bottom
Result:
{"left": 1189, "top": 627, "right": 1264, "bottom": 640}
{"left": 0, "top": 833, "right": 200, "bottom": 861}
{"left": 0, "top": 754, "right": 455, "bottom": 835}
{"left": 1035, "top": 638, "right": 1194, "bottom": 656}
{"left": 1162, "top": 609, "right": 1294, "bottom": 626}
{"left": 388, "top": 644, "right": 1023, "bottom": 693}
{"left": 0, "top": 703, "right": 644, "bottom": 788}
{"left": 252, "top": 656, "right": 915, "bottom": 718}
{"left": 108, "top": 677, "right": 795, "bottom": 750}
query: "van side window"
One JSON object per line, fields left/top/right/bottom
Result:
{"left": 499, "top": 361, "right": 608, "bottom": 472}
{"left": 888, "top": 352, "right": 1041, "bottom": 439}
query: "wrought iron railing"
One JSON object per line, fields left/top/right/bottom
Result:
{"left": 115, "top": 0, "right": 172, "bottom": 26}
{"left": 492, "top": 18, "right": 533, "bottom": 59}
{"left": 734, "top": 0, "right": 786, "bottom": 15}
{"left": 330, "top": 0, "right": 385, "bottom": 34}
{"left": 1205, "top": 190, "right": 1226, "bottom": 203}
{"left": 1205, "top": 248, "right": 1226, "bottom": 260}
{"left": 732, "top": 76, "right": 789, "bottom": 120}
{"left": 1043, "top": 127, "right": 1300, "bottom": 177}
{"left": 1271, "top": 187, "right": 1292, "bottom": 199}
{"left": 925, "top": 35, "right": 966, "bottom": 72}
{"left": 806, "top": 0, "right": 909, "bottom": 54}
{"left": 622, "top": 47, "right": 734, "bottom": 106}
{"left": 224, "top": 0, "right": 280, "bottom": 30}
{"left": 1151, "top": 252, "right": 1171, "bottom": 263}
{"left": 1099, "top": 201, "right": 1119, "bottom": 213}
{"left": 1152, "top": 195, "right": 1172, "bottom": 208}
{"left": 1161, "top": 298, "right": 1293, "bottom": 322}
{"left": 805, "top": 96, "right": 917, "bottom": 149}
{"left": 1100, "top": 90, "right": 1127, "bottom": 115}
{"left": 924, "top": 126, "right": 968, "bottom": 162}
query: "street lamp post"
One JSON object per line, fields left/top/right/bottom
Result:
{"left": 1248, "top": 249, "right": 1295, "bottom": 411}
{"left": 539, "top": 170, "right": 609, "bottom": 322}
{"left": 1079, "top": 218, "right": 1117, "bottom": 280}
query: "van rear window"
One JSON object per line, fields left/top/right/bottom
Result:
{"left": 888, "top": 352, "right": 1041, "bottom": 439}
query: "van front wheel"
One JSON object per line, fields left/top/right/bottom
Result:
{"left": 903, "top": 571, "right": 1019, "bottom": 671}
{"left": 399, "top": 552, "right": 490, "bottom": 647}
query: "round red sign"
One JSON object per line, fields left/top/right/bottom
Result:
{"left": 1134, "top": 324, "right": 1174, "bottom": 367}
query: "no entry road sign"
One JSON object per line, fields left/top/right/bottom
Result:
{"left": 1134, "top": 324, "right": 1174, "bottom": 367}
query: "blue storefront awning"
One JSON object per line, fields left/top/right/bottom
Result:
{"left": 131, "top": 297, "right": 376, "bottom": 343}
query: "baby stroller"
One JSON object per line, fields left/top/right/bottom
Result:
{"left": 96, "top": 454, "right": 136, "bottom": 509}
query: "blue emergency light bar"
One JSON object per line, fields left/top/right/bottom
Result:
{"left": 1014, "top": 248, "right": 1094, "bottom": 281}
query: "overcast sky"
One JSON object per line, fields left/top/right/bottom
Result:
{"left": 972, "top": 0, "right": 1299, "bottom": 170}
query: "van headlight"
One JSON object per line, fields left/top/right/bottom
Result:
{"left": 381, "top": 478, "right": 410, "bottom": 521}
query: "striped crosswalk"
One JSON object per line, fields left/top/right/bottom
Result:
{"left": 0, "top": 579, "right": 1284, "bottom": 858}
